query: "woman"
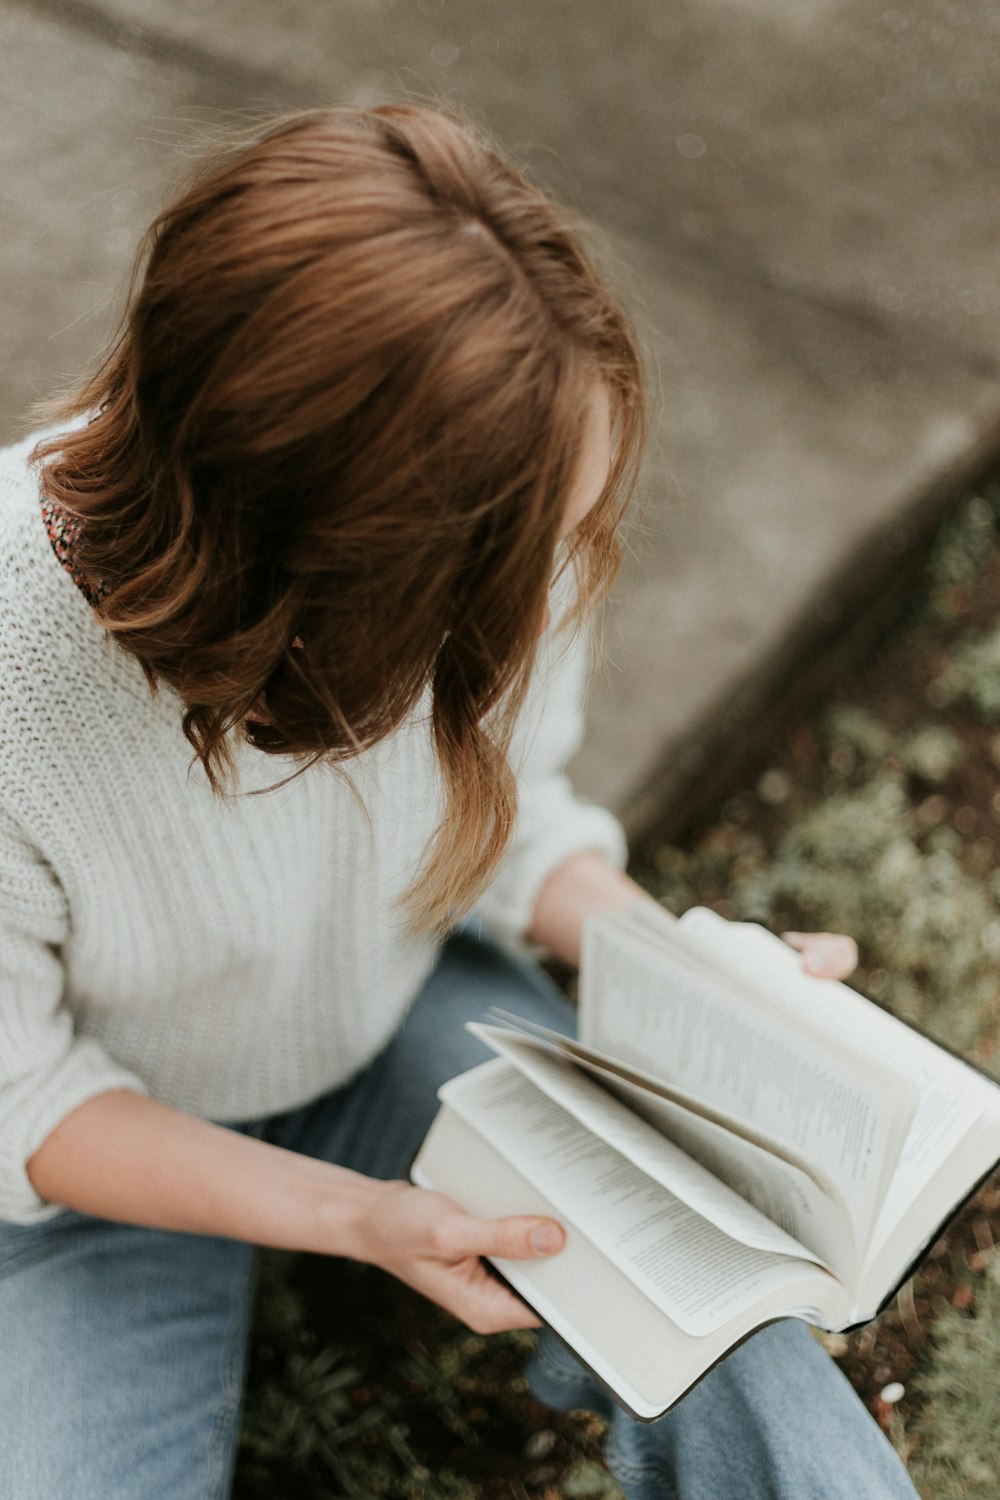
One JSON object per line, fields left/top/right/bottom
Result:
{"left": 0, "top": 105, "right": 916, "bottom": 1498}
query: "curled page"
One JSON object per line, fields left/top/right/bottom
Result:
{"left": 469, "top": 1022, "right": 833, "bottom": 1271}
{"left": 477, "top": 1016, "right": 855, "bottom": 1279}
{"left": 581, "top": 913, "right": 917, "bottom": 1250}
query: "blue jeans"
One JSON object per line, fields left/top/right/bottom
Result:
{"left": 0, "top": 929, "right": 917, "bottom": 1500}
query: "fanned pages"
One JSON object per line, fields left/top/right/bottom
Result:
{"left": 480, "top": 1010, "right": 855, "bottom": 1278}
{"left": 466, "top": 1023, "right": 832, "bottom": 1270}
{"left": 412, "top": 906, "right": 1000, "bottom": 1418}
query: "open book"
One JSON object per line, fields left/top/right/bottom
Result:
{"left": 411, "top": 905, "right": 1000, "bottom": 1420}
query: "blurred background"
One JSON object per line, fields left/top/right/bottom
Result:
{"left": 3, "top": 0, "right": 999, "bottom": 839}
{"left": 3, "top": 3, "right": 1000, "bottom": 1496}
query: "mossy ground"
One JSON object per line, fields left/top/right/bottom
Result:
{"left": 233, "top": 479, "right": 1000, "bottom": 1500}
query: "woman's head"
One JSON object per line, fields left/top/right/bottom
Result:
{"left": 34, "top": 104, "right": 645, "bottom": 927}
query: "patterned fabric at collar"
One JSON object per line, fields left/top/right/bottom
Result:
{"left": 39, "top": 497, "right": 107, "bottom": 608}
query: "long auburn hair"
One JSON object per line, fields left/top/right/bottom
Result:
{"left": 33, "top": 105, "right": 645, "bottom": 930}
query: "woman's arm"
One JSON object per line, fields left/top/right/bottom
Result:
{"left": 528, "top": 850, "right": 858, "bottom": 978}
{"left": 527, "top": 850, "right": 658, "bottom": 966}
{"left": 24, "top": 857, "right": 853, "bottom": 1339}
{"left": 26, "top": 1089, "right": 564, "bottom": 1334}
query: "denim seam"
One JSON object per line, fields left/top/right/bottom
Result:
{"left": 605, "top": 1441, "right": 676, "bottom": 1484}
{"left": 0, "top": 1217, "right": 86, "bottom": 1279}
{"left": 204, "top": 1252, "right": 257, "bottom": 1500}
{"left": 534, "top": 1342, "right": 589, "bottom": 1389}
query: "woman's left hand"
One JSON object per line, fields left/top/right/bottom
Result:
{"left": 530, "top": 853, "right": 863, "bottom": 980}
{"left": 781, "top": 931, "right": 858, "bottom": 980}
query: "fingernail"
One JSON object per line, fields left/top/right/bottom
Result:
{"left": 531, "top": 1225, "right": 562, "bottom": 1254}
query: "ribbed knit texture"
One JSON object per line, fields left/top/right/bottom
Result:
{"left": 0, "top": 430, "right": 626, "bottom": 1224}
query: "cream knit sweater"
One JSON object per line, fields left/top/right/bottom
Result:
{"left": 0, "top": 430, "right": 626, "bottom": 1224}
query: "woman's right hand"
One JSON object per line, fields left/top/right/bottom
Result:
{"left": 355, "top": 1179, "right": 566, "bottom": 1333}
{"left": 26, "top": 1091, "right": 564, "bottom": 1334}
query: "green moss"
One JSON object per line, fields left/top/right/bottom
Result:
{"left": 899, "top": 725, "right": 965, "bottom": 785}
{"left": 907, "top": 1255, "right": 1000, "bottom": 1499}
{"left": 924, "top": 485, "right": 1000, "bottom": 617}
{"left": 823, "top": 704, "right": 893, "bottom": 764}
{"left": 560, "top": 1459, "right": 626, "bottom": 1497}
{"left": 932, "top": 626, "right": 1000, "bottom": 723}
{"left": 646, "top": 730, "right": 1000, "bottom": 1064}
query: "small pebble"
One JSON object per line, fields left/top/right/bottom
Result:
{"left": 525, "top": 1465, "right": 558, "bottom": 1488}
{"left": 880, "top": 1382, "right": 905, "bottom": 1405}
{"left": 757, "top": 768, "right": 792, "bottom": 805}
{"left": 954, "top": 804, "right": 978, "bottom": 837}
{"left": 915, "top": 794, "right": 949, "bottom": 829}
{"left": 523, "top": 1428, "right": 557, "bottom": 1461}
{"left": 828, "top": 745, "right": 855, "bottom": 775}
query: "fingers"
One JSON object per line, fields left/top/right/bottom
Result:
{"left": 431, "top": 1260, "right": 543, "bottom": 1334}
{"left": 432, "top": 1210, "right": 566, "bottom": 1263}
{"left": 782, "top": 931, "right": 858, "bottom": 980}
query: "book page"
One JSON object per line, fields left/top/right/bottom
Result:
{"left": 868, "top": 1091, "right": 985, "bottom": 1257}
{"left": 439, "top": 1060, "right": 827, "bottom": 1338}
{"left": 488, "top": 1010, "right": 828, "bottom": 1173}
{"left": 468, "top": 1022, "right": 832, "bottom": 1269}
{"left": 580, "top": 913, "right": 916, "bottom": 1247}
{"left": 676, "top": 908, "right": 987, "bottom": 1257}
{"left": 853, "top": 1103, "right": 1000, "bottom": 1319}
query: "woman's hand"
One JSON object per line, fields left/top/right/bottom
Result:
{"left": 356, "top": 1179, "right": 565, "bottom": 1333}
{"left": 781, "top": 930, "right": 858, "bottom": 980}
{"left": 529, "top": 851, "right": 861, "bottom": 984}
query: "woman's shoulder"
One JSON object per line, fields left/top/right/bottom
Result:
{"left": 0, "top": 425, "right": 114, "bottom": 716}
{"left": 1, "top": 427, "right": 64, "bottom": 599}
{"left": 0, "top": 429, "right": 51, "bottom": 599}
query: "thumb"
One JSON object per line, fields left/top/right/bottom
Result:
{"left": 448, "top": 1213, "right": 566, "bottom": 1262}
{"left": 782, "top": 931, "right": 858, "bottom": 980}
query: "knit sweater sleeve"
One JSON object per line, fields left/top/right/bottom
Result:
{"left": 0, "top": 804, "right": 148, "bottom": 1224}
{"left": 473, "top": 617, "right": 628, "bottom": 945}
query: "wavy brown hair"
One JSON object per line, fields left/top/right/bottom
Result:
{"left": 33, "top": 105, "right": 645, "bottom": 929}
